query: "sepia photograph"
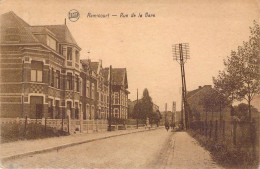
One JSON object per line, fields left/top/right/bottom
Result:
{"left": 0, "top": 0, "right": 259, "bottom": 168}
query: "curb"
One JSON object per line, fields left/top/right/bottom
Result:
{"left": 1, "top": 127, "right": 160, "bottom": 162}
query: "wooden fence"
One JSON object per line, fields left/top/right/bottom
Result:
{"left": 190, "top": 119, "right": 259, "bottom": 154}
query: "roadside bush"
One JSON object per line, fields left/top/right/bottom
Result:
{"left": 1, "top": 123, "right": 69, "bottom": 143}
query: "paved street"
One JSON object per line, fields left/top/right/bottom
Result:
{"left": 2, "top": 129, "right": 221, "bottom": 169}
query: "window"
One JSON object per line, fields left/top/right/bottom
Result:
{"left": 101, "top": 93, "right": 103, "bottom": 102}
{"left": 75, "top": 102, "right": 79, "bottom": 119}
{"left": 91, "top": 105, "right": 95, "bottom": 119}
{"left": 91, "top": 83, "right": 95, "bottom": 99}
{"left": 48, "top": 99, "right": 54, "bottom": 119}
{"left": 67, "top": 47, "right": 72, "bottom": 60}
{"left": 56, "top": 70, "right": 60, "bottom": 89}
{"left": 86, "top": 80, "right": 90, "bottom": 98}
{"left": 97, "top": 92, "right": 99, "bottom": 101}
{"left": 75, "top": 75, "right": 79, "bottom": 92}
{"left": 114, "top": 92, "right": 119, "bottom": 104}
{"left": 125, "top": 95, "right": 128, "bottom": 106}
{"left": 114, "top": 108, "right": 119, "bottom": 118}
{"left": 55, "top": 100, "right": 60, "bottom": 118}
{"left": 87, "top": 105, "right": 90, "bottom": 119}
{"left": 121, "top": 93, "right": 124, "bottom": 105}
{"left": 80, "top": 79, "right": 83, "bottom": 96}
{"left": 31, "top": 61, "right": 43, "bottom": 82}
{"left": 50, "top": 68, "right": 54, "bottom": 87}
{"left": 67, "top": 73, "right": 73, "bottom": 90}
{"left": 75, "top": 50, "right": 79, "bottom": 63}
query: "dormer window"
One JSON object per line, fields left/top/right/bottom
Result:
{"left": 46, "top": 35, "right": 56, "bottom": 51}
{"left": 67, "top": 47, "right": 72, "bottom": 60}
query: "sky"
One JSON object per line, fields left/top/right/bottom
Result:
{"left": 1, "top": 0, "right": 259, "bottom": 111}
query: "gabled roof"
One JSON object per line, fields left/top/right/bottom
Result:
{"left": 186, "top": 85, "right": 212, "bottom": 100}
{"left": 0, "top": 11, "right": 79, "bottom": 49}
{"left": 81, "top": 59, "right": 91, "bottom": 72}
{"left": 112, "top": 68, "right": 127, "bottom": 87}
{"left": 90, "top": 62, "right": 99, "bottom": 73}
{"left": 0, "top": 11, "right": 39, "bottom": 44}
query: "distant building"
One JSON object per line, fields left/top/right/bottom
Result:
{"left": 186, "top": 85, "right": 232, "bottom": 121}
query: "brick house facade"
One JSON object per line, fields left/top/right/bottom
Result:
{"left": 0, "top": 11, "right": 129, "bottom": 120}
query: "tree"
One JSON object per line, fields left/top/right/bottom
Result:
{"left": 140, "top": 88, "right": 153, "bottom": 122}
{"left": 133, "top": 101, "right": 144, "bottom": 120}
{"left": 213, "top": 21, "right": 260, "bottom": 121}
{"left": 150, "top": 110, "right": 161, "bottom": 126}
{"left": 233, "top": 103, "right": 260, "bottom": 122}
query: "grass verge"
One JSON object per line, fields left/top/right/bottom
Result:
{"left": 187, "top": 130, "right": 259, "bottom": 169}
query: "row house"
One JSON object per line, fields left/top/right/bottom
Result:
{"left": 103, "top": 68, "right": 130, "bottom": 119}
{"left": 0, "top": 11, "right": 129, "bottom": 120}
{"left": 90, "top": 60, "right": 109, "bottom": 119}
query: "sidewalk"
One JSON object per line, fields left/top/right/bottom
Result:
{"left": 0, "top": 127, "right": 161, "bottom": 162}
{"left": 166, "top": 132, "right": 221, "bottom": 169}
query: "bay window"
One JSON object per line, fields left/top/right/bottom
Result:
{"left": 31, "top": 61, "right": 43, "bottom": 82}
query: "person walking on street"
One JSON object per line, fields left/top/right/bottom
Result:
{"left": 165, "top": 121, "right": 169, "bottom": 132}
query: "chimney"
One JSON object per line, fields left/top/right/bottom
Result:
{"left": 199, "top": 86, "right": 202, "bottom": 89}
{"left": 65, "top": 18, "right": 66, "bottom": 25}
{"left": 99, "top": 59, "right": 102, "bottom": 66}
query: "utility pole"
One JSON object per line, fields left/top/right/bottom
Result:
{"left": 173, "top": 43, "right": 190, "bottom": 130}
{"left": 165, "top": 103, "right": 167, "bottom": 124}
{"left": 136, "top": 88, "right": 139, "bottom": 129}
{"left": 108, "top": 65, "right": 112, "bottom": 131}
{"left": 172, "top": 101, "right": 176, "bottom": 127}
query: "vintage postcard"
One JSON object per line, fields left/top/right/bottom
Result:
{"left": 0, "top": 0, "right": 259, "bottom": 168}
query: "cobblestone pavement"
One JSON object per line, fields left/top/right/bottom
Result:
{"left": 153, "top": 131, "right": 222, "bottom": 169}
{"left": 1, "top": 130, "right": 222, "bottom": 169}
{"left": 0, "top": 127, "right": 152, "bottom": 160}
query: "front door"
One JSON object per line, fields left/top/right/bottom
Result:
{"left": 36, "top": 104, "right": 43, "bottom": 119}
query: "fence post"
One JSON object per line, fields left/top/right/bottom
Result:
{"left": 215, "top": 120, "right": 218, "bottom": 141}
{"left": 16, "top": 117, "right": 19, "bottom": 124}
{"left": 61, "top": 116, "right": 64, "bottom": 132}
{"left": 233, "top": 120, "right": 237, "bottom": 145}
{"left": 205, "top": 120, "right": 208, "bottom": 137}
{"left": 201, "top": 121, "right": 203, "bottom": 134}
{"left": 209, "top": 120, "right": 212, "bottom": 138}
{"left": 222, "top": 120, "right": 225, "bottom": 138}
{"left": 67, "top": 116, "right": 70, "bottom": 134}
{"left": 45, "top": 117, "right": 47, "bottom": 133}
{"left": 24, "top": 116, "right": 27, "bottom": 137}
{"left": 200, "top": 121, "right": 203, "bottom": 134}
